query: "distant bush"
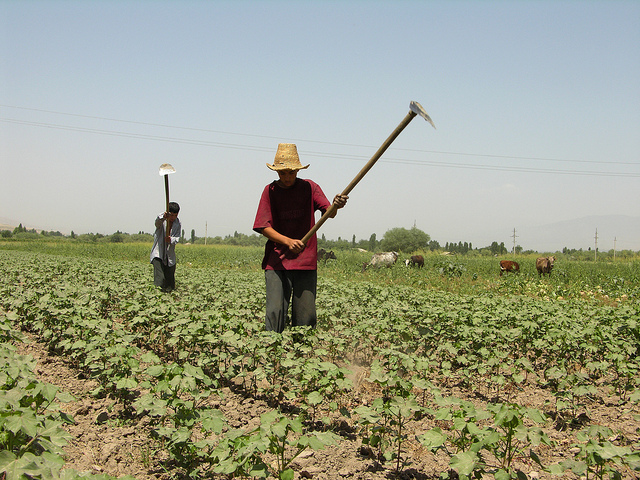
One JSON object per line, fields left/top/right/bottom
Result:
{"left": 437, "top": 261, "right": 466, "bottom": 277}
{"left": 12, "top": 232, "right": 41, "bottom": 240}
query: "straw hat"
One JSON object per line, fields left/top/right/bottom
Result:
{"left": 266, "top": 143, "right": 310, "bottom": 171}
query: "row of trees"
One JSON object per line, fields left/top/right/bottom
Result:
{"left": 2, "top": 224, "right": 66, "bottom": 238}
{"left": 3, "top": 224, "right": 637, "bottom": 258}
{"left": 0, "top": 224, "right": 532, "bottom": 256}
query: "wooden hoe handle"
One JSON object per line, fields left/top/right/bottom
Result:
{"left": 302, "top": 102, "right": 435, "bottom": 245}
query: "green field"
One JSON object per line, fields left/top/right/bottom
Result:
{"left": 1, "top": 241, "right": 638, "bottom": 479}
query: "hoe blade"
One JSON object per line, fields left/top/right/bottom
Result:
{"left": 410, "top": 101, "right": 436, "bottom": 129}
{"left": 159, "top": 163, "right": 176, "bottom": 176}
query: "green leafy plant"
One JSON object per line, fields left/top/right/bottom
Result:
{"left": 355, "top": 365, "right": 421, "bottom": 473}
{"left": 485, "top": 403, "right": 550, "bottom": 479}
{"left": 437, "top": 261, "right": 467, "bottom": 278}
{"left": 213, "top": 409, "right": 339, "bottom": 479}
{"left": 0, "top": 346, "right": 75, "bottom": 479}
{"left": 419, "top": 399, "right": 550, "bottom": 479}
{"left": 134, "top": 359, "right": 224, "bottom": 477}
{"left": 547, "top": 425, "right": 640, "bottom": 480}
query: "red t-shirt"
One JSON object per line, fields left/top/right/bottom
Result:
{"left": 253, "top": 178, "right": 331, "bottom": 270}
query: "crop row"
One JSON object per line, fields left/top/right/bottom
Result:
{"left": 1, "top": 249, "right": 639, "bottom": 478}
{"left": 0, "top": 308, "right": 136, "bottom": 479}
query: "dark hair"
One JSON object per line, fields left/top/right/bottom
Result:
{"left": 168, "top": 202, "right": 180, "bottom": 214}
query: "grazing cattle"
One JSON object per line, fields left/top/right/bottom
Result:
{"left": 362, "top": 251, "right": 398, "bottom": 272}
{"left": 404, "top": 255, "right": 424, "bottom": 268}
{"left": 317, "top": 248, "right": 336, "bottom": 262}
{"left": 536, "top": 256, "right": 555, "bottom": 276}
{"left": 499, "top": 260, "right": 520, "bottom": 276}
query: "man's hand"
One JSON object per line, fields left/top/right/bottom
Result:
{"left": 327, "top": 194, "right": 349, "bottom": 219}
{"left": 333, "top": 194, "right": 348, "bottom": 209}
{"left": 285, "top": 238, "right": 306, "bottom": 254}
{"left": 260, "top": 227, "right": 305, "bottom": 254}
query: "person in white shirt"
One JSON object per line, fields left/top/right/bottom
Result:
{"left": 149, "top": 202, "right": 181, "bottom": 292}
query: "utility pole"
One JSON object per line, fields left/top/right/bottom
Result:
{"left": 594, "top": 228, "right": 598, "bottom": 261}
{"left": 205, "top": 222, "right": 208, "bottom": 245}
{"left": 511, "top": 228, "right": 518, "bottom": 255}
{"left": 614, "top": 236, "right": 617, "bottom": 261}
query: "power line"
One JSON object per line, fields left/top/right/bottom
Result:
{"left": 367, "top": 157, "right": 639, "bottom": 177}
{"left": 0, "top": 104, "right": 640, "bottom": 165}
{"left": 2, "top": 112, "right": 639, "bottom": 178}
{"left": 0, "top": 104, "right": 283, "bottom": 140}
{"left": 0, "top": 118, "right": 272, "bottom": 152}
{"left": 3, "top": 104, "right": 638, "bottom": 167}
{"left": 396, "top": 147, "right": 639, "bottom": 167}
{"left": 2, "top": 117, "right": 638, "bottom": 178}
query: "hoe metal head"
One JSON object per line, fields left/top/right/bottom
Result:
{"left": 410, "top": 101, "right": 436, "bottom": 129}
{"left": 159, "top": 163, "right": 176, "bottom": 176}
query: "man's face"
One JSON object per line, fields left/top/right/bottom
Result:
{"left": 277, "top": 169, "right": 298, "bottom": 188}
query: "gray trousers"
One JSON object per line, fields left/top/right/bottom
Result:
{"left": 265, "top": 270, "right": 317, "bottom": 333}
{"left": 152, "top": 257, "right": 176, "bottom": 292}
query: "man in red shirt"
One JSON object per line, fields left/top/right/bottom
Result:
{"left": 253, "top": 144, "right": 348, "bottom": 333}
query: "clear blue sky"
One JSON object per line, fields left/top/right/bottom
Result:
{"left": 2, "top": 0, "right": 639, "bottom": 251}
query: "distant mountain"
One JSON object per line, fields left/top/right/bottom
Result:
{"left": 519, "top": 215, "right": 640, "bottom": 252}
{"left": 0, "top": 218, "right": 39, "bottom": 232}
{"left": 0, "top": 217, "right": 42, "bottom": 232}
{"left": 0, "top": 219, "right": 17, "bottom": 231}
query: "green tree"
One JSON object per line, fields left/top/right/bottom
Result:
{"left": 380, "top": 227, "right": 430, "bottom": 253}
{"left": 191, "top": 229, "right": 196, "bottom": 243}
{"left": 369, "top": 233, "right": 377, "bottom": 251}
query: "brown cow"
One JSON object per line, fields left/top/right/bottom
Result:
{"left": 536, "top": 256, "right": 555, "bottom": 276}
{"left": 405, "top": 255, "right": 424, "bottom": 268}
{"left": 499, "top": 260, "right": 520, "bottom": 276}
{"left": 318, "top": 249, "right": 336, "bottom": 263}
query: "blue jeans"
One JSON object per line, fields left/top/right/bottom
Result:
{"left": 264, "top": 270, "right": 317, "bottom": 333}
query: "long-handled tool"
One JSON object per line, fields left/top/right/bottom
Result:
{"left": 159, "top": 163, "right": 176, "bottom": 212}
{"left": 159, "top": 163, "right": 176, "bottom": 260}
{"left": 301, "top": 101, "right": 435, "bottom": 244}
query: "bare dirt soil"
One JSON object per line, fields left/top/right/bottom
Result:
{"left": 16, "top": 334, "right": 639, "bottom": 480}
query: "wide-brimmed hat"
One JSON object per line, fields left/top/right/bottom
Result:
{"left": 266, "top": 143, "right": 310, "bottom": 171}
